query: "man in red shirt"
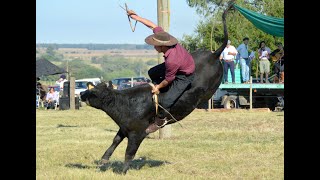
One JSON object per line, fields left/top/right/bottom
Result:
{"left": 128, "top": 10, "right": 195, "bottom": 133}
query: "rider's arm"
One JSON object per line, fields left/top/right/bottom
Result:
{"left": 152, "top": 80, "right": 169, "bottom": 94}
{"left": 128, "top": 10, "right": 157, "bottom": 30}
{"left": 156, "top": 80, "right": 169, "bottom": 90}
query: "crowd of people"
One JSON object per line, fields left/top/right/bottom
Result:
{"left": 220, "top": 38, "right": 284, "bottom": 84}
{"left": 36, "top": 74, "right": 68, "bottom": 110}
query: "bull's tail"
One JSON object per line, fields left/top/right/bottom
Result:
{"left": 213, "top": 0, "right": 235, "bottom": 58}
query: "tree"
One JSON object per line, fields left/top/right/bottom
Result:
{"left": 39, "top": 45, "right": 64, "bottom": 62}
{"left": 46, "top": 45, "right": 56, "bottom": 56}
{"left": 182, "top": 0, "right": 284, "bottom": 75}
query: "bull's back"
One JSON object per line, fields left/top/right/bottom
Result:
{"left": 169, "top": 50, "right": 223, "bottom": 120}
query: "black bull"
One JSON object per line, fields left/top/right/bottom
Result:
{"left": 80, "top": 7, "right": 229, "bottom": 174}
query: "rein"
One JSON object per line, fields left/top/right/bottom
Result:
{"left": 148, "top": 83, "right": 183, "bottom": 128}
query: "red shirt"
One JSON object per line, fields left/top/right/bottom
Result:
{"left": 153, "top": 27, "right": 195, "bottom": 83}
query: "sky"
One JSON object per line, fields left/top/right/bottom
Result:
{"left": 36, "top": 0, "right": 202, "bottom": 44}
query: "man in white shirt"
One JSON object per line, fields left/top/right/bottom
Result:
{"left": 237, "top": 37, "right": 250, "bottom": 83}
{"left": 220, "top": 40, "right": 238, "bottom": 84}
{"left": 56, "top": 74, "right": 67, "bottom": 91}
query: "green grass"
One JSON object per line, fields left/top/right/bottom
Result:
{"left": 36, "top": 106, "right": 284, "bottom": 179}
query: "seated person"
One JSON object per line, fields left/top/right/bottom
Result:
{"left": 45, "top": 87, "right": 59, "bottom": 109}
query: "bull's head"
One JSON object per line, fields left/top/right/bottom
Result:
{"left": 80, "top": 81, "right": 114, "bottom": 109}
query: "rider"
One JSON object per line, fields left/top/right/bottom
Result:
{"left": 127, "top": 9, "right": 195, "bottom": 133}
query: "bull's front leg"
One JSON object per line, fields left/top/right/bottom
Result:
{"left": 100, "top": 129, "right": 125, "bottom": 165}
{"left": 122, "top": 132, "right": 147, "bottom": 174}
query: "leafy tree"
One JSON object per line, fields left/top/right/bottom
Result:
{"left": 146, "top": 59, "right": 158, "bottom": 66}
{"left": 105, "top": 69, "right": 136, "bottom": 81}
{"left": 38, "top": 45, "right": 64, "bottom": 62}
{"left": 59, "top": 59, "right": 104, "bottom": 79}
{"left": 46, "top": 45, "right": 56, "bottom": 56}
{"left": 133, "top": 60, "right": 149, "bottom": 77}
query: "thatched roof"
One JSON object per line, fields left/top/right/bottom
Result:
{"left": 36, "top": 59, "right": 67, "bottom": 77}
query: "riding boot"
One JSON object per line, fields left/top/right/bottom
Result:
{"left": 145, "top": 117, "right": 168, "bottom": 134}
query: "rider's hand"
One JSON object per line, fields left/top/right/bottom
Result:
{"left": 152, "top": 85, "right": 160, "bottom": 95}
{"left": 127, "top": 10, "right": 138, "bottom": 19}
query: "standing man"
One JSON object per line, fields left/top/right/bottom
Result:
{"left": 220, "top": 40, "right": 238, "bottom": 84}
{"left": 237, "top": 37, "right": 250, "bottom": 83}
{"left": 56, "top": 74, "right": 67, "bottom": 91}
{"left": 127, "top": 10, "right": 195, "bottom": 133}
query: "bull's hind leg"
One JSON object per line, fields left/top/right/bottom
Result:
{"left": 122, "top": 132, "right": 147, "bottom": 174}
{"left": 100, "top": 129, "right": 125, "bottom": 164}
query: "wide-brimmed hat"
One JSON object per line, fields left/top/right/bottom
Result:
{"left": 145, "top": 31, "right": 178, "bottom": 46}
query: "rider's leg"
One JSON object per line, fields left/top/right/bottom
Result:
{"left": 146, "top": 74, "right": 194, "bottom": 133}
{"left": 148, "top": 63, "right": 166, "bottom": 85}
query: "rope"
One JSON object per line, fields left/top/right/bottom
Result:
{"left": 154, "top": 100, "right": 183, "bottom": 128}
{"left": 119, "top": 3, "right": 138, "bottom": 32}
{"left": 148, "top": 83, "right": 183, "bottom": 128}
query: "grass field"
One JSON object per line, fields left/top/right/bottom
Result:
{"left": 36, "top": 106, "right": 284, "bottom": 179}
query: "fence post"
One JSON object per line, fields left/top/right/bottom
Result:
{"left": 158, "top": 0, "right": 171, "bottom": 139}
{"left": 250, "top": 76, "right": 252, "bottom": 110}
{"left": 69, "top": 77, "right": 75, "bottom": 110}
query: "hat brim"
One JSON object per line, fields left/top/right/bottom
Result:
{"left": 145, "top": 34, "right": 178, "bottom": 46}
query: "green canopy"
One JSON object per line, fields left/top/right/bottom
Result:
{"left": 233, "top": 4, "right": 284, "bottom": 37}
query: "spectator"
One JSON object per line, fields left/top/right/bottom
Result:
{"left": 236, "top": 37, "right": 250, "bottom": 83}
{"left": 220, "top": 40, "right": 238, "bottom": 84}
{"left": 258, "top": 41, "right": 271, "bottom": 83}
{"left": 271, "top": 42, "right": 284, "bottom": 83}
{"left": 36, "top": 78, "right": 47, "bottom": 101}
{"left": 56, "top": 74, "right": 67, "bottom": 91}
{"left": 45, "top": 87, "right": 59, "bottom": 109}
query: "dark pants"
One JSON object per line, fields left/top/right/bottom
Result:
{"left": 148, "top": 63, "right": 166, "bottom": 84}
{"left": 274, "top": 61, "right": 284, "bottom": 78}
{"left": 45, "top": 100, "right": 57, "bottom": 109}
{"left": 223, "top": 60, "right": 235, "bottom": 83}
{"left": 148, "top": 63, "right": 195, "bottom": 118}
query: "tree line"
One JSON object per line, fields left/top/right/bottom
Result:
{"left": 36, "top": 47, "right": 158, "bottom": 82}
{"left": 36, "top": 43, "right": 153, "bottom": 50}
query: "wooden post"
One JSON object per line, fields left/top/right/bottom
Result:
{"left": 69, "top": 77, "right": 75, "bottom": 110}
{"left": 66, "top": 60, "right": 69, "bottom": 80}
{"left": 158, "top": 0, "right": 171, "bottom": 139}
{"left": 249, "top": 76, "right": 252, "bottom": 110}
